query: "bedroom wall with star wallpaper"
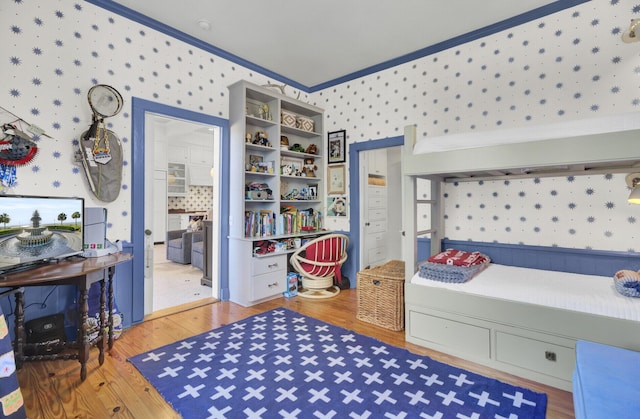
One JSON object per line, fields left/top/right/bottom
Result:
{"left": 3, "top": 0, "right": 640, "bottom": 253}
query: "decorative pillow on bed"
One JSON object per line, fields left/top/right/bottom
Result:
{"left": 418, "top": 257, "right": 490, "bottom": 283}
{"left": 613, "top": 270, "right": 640, "bottom": 298}
{"left": 427, "top": 248, "right": 489, "bottom": 267}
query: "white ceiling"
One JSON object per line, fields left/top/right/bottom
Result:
{"left": 109, "top": 0, "right": 572, "bottom": 89}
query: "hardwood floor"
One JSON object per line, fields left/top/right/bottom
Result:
{"left": 16, "top": 289, "right": 574, "bottom": 418}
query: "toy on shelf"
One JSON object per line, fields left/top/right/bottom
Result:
{"left": 253, "top": 131, "right": 271, "bottom": 147}
{"left": 306, "top": 144, "right": 318, "bottom": 155}
{"left": 280, "top": 135, "right": 289, "bottom": 151}
{"left": 288, "top": 143, "right": 305, "bottom": 153}
{"left": 303, "top": 157, "right": 317, "bottom": 177}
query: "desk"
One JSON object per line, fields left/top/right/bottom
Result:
{"left": 0, "top": 252, "right": 132, "bottom": 381}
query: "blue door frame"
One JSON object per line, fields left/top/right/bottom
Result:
{"left": 128, "top": 98, "right": 230, "bottom": 323}
{"left": 347, "top": 136, "right": 404, "bottom": 281}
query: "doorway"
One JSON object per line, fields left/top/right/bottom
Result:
{"left": 130, "top": 98, "right": 230, "bottom": 321}
{"left": 348, "top": 136, "right": 405, "bottom": 276}
{"left": 145, "top": 114, "right": 219, "bottom": 312}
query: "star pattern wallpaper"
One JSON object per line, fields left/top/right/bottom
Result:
{"left": 3, "top": 0, "right": 640, "bottom": 253}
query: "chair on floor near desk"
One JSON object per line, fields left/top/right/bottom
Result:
{"left": 290, "top": 233, "right": 349, "bottom": 299}
{"left": 191, "top": 231, "right": 204, "bottom": 271}
{"left": 166, "top": 229, "right": 194, "bottom": 264}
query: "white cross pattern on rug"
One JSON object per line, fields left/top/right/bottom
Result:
{"left": 129, "top": 308, "right": 547, "bottom": 418}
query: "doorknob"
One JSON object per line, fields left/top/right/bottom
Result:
{"left": 145, "top": 229, "right": 152, "bottom": 236}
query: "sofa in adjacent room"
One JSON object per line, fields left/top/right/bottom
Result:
{"left": 166, "top": 229, "right": 195, "bottom": 264}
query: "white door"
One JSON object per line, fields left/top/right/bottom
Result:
{"left": 360, "top": 149, "right": 388, "bottom": 269}
{"left": 360, "top": 147, "right": 403, "bottom": 270}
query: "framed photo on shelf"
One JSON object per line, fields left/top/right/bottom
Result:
{"left": 327, "top": 164, "right": 345, "bottom": 194}
{"left": 281, "top": 157, "right": 303, "bottom": 176}
{"left": 328, "top": 130, "right": 346, "bottom": 164}
{"left": 308, "top": 184, "right": 318, "bottom": 199}
{"left": 249, "top": 155, "right": 263, "bottom": 165}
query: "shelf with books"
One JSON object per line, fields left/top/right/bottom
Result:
{"left": 228, "top": 80, "right": 325, "bottom": 306}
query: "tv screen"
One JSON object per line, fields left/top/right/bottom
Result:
{"left": 0, "top": 195, "right": 84, "bottom": 274}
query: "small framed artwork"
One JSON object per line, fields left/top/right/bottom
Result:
{"left": 308, "top": 184, "right": 318, "bottom": 199}
{"left": 328, "top": 130, "right": 346, "bottom": 164}
{"left": 249, "top": 155, "right": 263, "bottom": 165}
{"left": 281, "top": 157, "right": 303, "bottom": 176}
{"left": 327, "top": 196, "right": 347, "bottom": 217}
{"left": 327, "top": 164, "right": 345, "bottom": 194}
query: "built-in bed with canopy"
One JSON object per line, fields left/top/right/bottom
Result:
{"left": 401, "top": 117, "right": 640, "bottom": 391}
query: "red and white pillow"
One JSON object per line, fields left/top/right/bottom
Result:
{"left": 427, "top": 249, "right": 490, "bottom": 267}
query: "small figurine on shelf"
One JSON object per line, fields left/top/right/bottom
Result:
{"left": 253, "top": 131, "right": 271, "bottom": 147}
{"left": 288, "top": 143, "right": 306, "bottom": 153}
{"left": 258, "top": 104, "right": 271, "bottom": 120}
{"left": 303, "top": 157, "right": 317, "bottom": 177}
{"left": 245, "top": 133, "right": 253, "bottom": 143}
{"left": 280, "top": 135, "right": 289, "bottom": 151}
{"left": 306, "top": 144, "right": 318, "bottom": 155}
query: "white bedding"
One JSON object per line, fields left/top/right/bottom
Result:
{"left": 411, "top": 263, "right": 640, "bottom": 322}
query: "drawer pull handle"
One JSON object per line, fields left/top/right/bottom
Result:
{"left": 545, "top": 351, "right": 557, "bottom": 362}
{"left": 268, "top": 282, "right": 279, "bottom": 288}
{"left": 268, "top": 263, "right": 279, "bottom": 268}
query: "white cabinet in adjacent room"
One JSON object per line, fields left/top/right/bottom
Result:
{"left": 189, "top": 145, "right": 213, "bottom": 166}
{"left": 167, "top": 162, "right": 187, "bottom": 196}
{"left": 189, "top": 165, "right": 213, "bottom": 186}
{"left": 168, "top": 145, "right": 188, "bottom": 163}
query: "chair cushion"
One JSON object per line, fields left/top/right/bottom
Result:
{"left": 299, "top": 237, "right": 344, "bottom": 281}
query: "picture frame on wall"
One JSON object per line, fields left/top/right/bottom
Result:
{"left": 327, "top": 164, "right": 345, "bottom": 194}
{"left": 328, "top": 130, "right": 346, "bottom": 164}
{"left": 327, "top": 196, "right": 347, "bottom": 217}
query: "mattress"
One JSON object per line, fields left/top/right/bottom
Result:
{"left": 411, "top": 263, "right": 640, "bottom": 322}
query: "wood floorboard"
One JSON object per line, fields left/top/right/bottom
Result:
{"left": 16, "top": 289, "right": 574, "bottom": 418}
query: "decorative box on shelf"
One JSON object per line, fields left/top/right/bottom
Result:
{"left": 281, "top": 110, "right": 297, "bottom": 127}
{"left": 296, "top": 116, "right": 314, "bottom": 132}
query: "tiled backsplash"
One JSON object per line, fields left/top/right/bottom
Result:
{"left": 168, "top": 186, "right": 213, "bottom": 211}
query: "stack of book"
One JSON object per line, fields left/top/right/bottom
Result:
{"left": 243, "top": 208, "right": 323, "bottom": 238}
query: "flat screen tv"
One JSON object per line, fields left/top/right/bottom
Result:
{"left": 0, "top": 195, "right": 84, "bottom": 275}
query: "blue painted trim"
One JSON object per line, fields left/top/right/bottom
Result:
{"left": 348, "top": 136, "right": 405, "bottom": 276}
{"left": 87, "top": 0, "right": 589, "bottom": 92}
{"left": 310, "top": 0, "right": 589, "bottom": 91}
{"left": 130, "top": 98, "right": 230, "bottom": 323}
{"left": 85, "top": 0, "right": 307, "bottom": 93}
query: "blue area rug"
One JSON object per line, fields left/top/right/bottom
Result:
{"left": 128, "top": 308, "right": 547, "bottom": 418}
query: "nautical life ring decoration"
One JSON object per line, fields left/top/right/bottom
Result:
{"left": 0, "top": 123, "right": 39, "bottom": 187}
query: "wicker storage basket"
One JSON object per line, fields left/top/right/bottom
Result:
{"left": 357, "top": 260, "right": 405, "bottom": 331}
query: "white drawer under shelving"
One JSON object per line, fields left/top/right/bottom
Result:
{"left": 251, "top": 254, "right": 286, "bottom": 276}
{"left": 251, "top": 271, "right": 285, "bottom": 301}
